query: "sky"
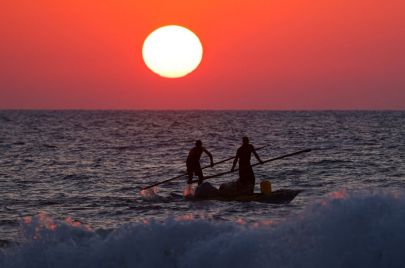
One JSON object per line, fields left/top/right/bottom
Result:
{"left": 0, "top": 0, "right": 404, "bottom": 110}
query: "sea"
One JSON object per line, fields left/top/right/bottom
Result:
{"left": 0, "top": 110, "right": 404, "bottom": 268}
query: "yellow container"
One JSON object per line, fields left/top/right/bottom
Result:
{"left": 260, "top": 180, "right": 272, "bottom": 194}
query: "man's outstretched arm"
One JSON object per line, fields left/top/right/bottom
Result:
{"left": 253, "top": 146, "right": 264, "bottom": 164}
{"left": 231, "top": 154, "right": 238, "bottom": 171}
{"left": 204, "top": 148, "right": 214, "bottom": 167}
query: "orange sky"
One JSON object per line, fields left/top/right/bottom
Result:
{"left": 1, "top": 0, "right": 404, "bottom": 109}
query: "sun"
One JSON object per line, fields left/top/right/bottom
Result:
{"left": 142, "top": 25, "right": 203, "bottom": 78}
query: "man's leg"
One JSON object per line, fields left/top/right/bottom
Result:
{"left": 187, "top": 169, "right": 193, "bottom": 184}
{"left": 196, "top": 169, "right": 204, "bottom": 185}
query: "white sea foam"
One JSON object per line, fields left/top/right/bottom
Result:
{"left": 2, "top": 190, "right": 405, "bottom": 268}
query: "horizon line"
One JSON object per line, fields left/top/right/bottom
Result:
{"left": 1, "top": 108, "right": 404, "bottom": 112}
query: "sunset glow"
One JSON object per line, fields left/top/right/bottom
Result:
{"left": 0, "top": 1, "right": 404, "bottom": 109}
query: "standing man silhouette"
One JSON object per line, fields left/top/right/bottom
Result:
{"left": 231, "top": 137, "right": 263, "bottom": 194}
{"left": 186, "top": 140, "right": 214, "bottom": 185}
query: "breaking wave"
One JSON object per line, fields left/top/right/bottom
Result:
{"left": 2, "top": 190, "right": 405, "bottom": 268}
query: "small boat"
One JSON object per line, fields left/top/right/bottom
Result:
{"left": 186, "top": 189, "right": 301, "bottom": 204}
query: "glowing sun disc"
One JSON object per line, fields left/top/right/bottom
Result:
{"left": 142, "top": 25, "right": 203, "bottom": 78}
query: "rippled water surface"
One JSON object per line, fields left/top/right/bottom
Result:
{"left": 1, "top": 111, "right": 404, "bottom": 247}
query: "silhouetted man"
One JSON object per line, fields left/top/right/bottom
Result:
{"left": 231, "top": 137, "right": 263, "bottom": 194}
{"left": 187, "top": 140, "right": 214, "bottom": 185}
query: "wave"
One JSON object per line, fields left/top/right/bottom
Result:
{"left": 310, "top": 159, "right": 352, "bottom": 165}
{"left": 0, "top": 116, "right": 11, "bottom": 122}
{"left": 2, "top": 191, "right": 405, "bottom": 268}
{"left": 62, "top": 174, "right": 92, "bottom": 181}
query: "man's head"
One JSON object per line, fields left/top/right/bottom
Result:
{"left": 242, "top": 136, "right": 249, "bottom": 145}
{"left": 195, "top": 140, "right": 202, "bottom": 147}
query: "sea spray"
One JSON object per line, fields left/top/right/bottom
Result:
{"left": 140, "top": 187, "right": 160, "bottom": 200}
{"left": 2, "top": 190, "right": 405, "bottom": 268}
{"left": 183, "top": 184, "right": 195, "bottom": 197}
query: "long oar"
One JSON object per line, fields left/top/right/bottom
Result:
{"left": 191, "top": 148, "right": 312, "bottom": 183}
{"left": 140, "top": 145, "right": 268, "bottom": 191}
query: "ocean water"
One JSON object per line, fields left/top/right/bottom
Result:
{"left": 0, "top": 111, "right": 404, "bottom": 267}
